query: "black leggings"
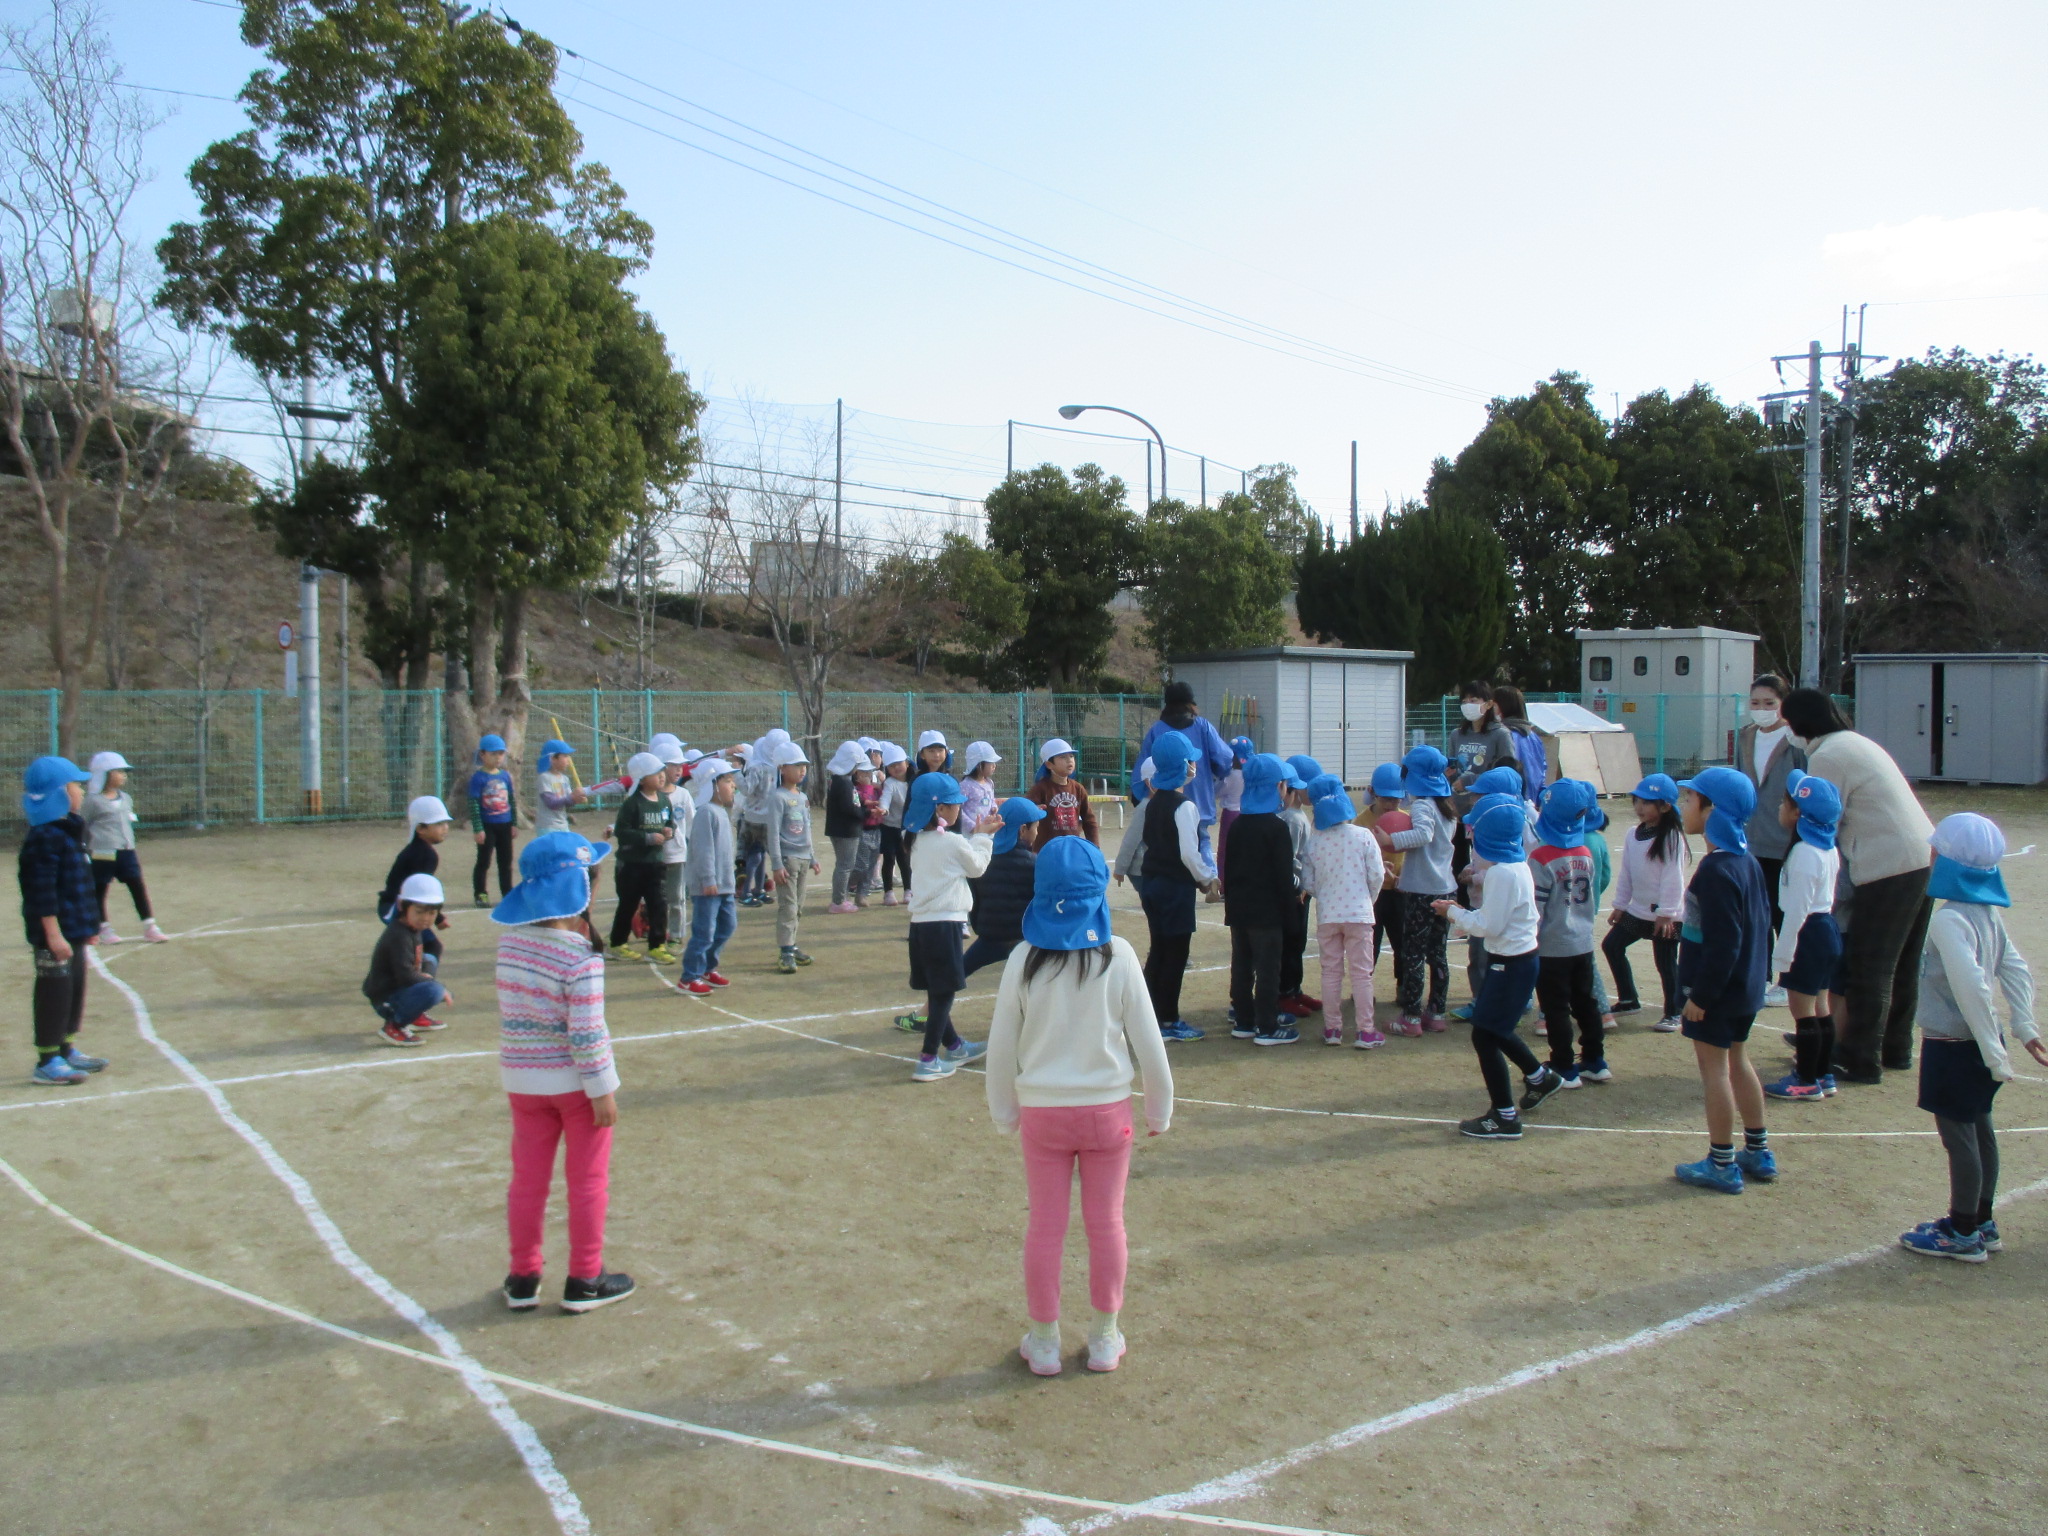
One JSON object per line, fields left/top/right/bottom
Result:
{"left": 1372, "top": 887, "right": 1404, "bottom": 971}
{"left": 1144, "top": 929, "right": 1192, "bottom": 1025}
{"left": 1397, "top": 890, "right": 1451, "bottom": 1015}
{"left": 473, "top": 822, "right": 515, "bottom": 898}
{"left": 1279, "top": 900, "right": 1308, "bottom": 996}
{"left": 93, "top": 849, "right": 152, "bottom": 922}
{"left": 921, "top": 991, "right": 961, "bottom": 1057}
{"left": 609, "top": 861, "right": 668, "bottom": 949}
{"left": 1472, "top": 1027, "right": 1542, "bottom": 1112}
{"left": 1937, "top": 1114, "right": 1999, "bottom": 1222}
{"left": 32, "top": 945, "right": 87, "bottom": 1053}
{"left": 878, "top": 826, "right": 911, "bottom": 894}
{"left": 1602, "top": 912, "right": 1679, "bottom": 1015}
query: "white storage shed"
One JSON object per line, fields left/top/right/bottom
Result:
{"left": 1575, "top": 626, "right": 1758, "bottom": 772}
{"left": 1166, "top": 645, "right": 1410, "bottom": 788}
{"left": 1852, "top": 653, "right": 2048, "bottom": 784}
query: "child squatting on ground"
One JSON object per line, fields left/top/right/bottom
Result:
{"left": 1899, "top": 813, "right": 2044, "bottom": 1262}
{"left": 362, "top": 874, "right": 452, "bottom": 1046}
{"left": 82, "top": 752, "right": 166, "bottom": 943}
{"left": 494, "top": 829, "right": 636, "bottom": 1314}
{"left": 1672, "top": 767, "right": 1778, "bottom": 1194}
{"left": 20, "top": 756, "right": 107, "bottom": 1085}
{"left": 986, "top": 834, "right": 1173, "bottom": 1377}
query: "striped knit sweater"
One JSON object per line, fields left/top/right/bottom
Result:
{"left": 496, "top": 924, "right": 619, "bottom": 1098}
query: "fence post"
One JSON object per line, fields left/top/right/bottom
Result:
{"left": 588, "top": 689, "right": 601, "bottom": 773}
{"left": 253, "top": 690, "right": 266, "bottom": 824}
{"left": 781, "top": 692, "right": 790, "bottom": 733}
{"left": 905, "top": 692, "right": 914, "bottom": 747}
{"left": 1016, "top": 692, "right": 1027, "bottom": 793}
{"left": 643, "top": 689, "right": 653, "bottom": 746}
{"left": 45, "top": 689, "right": 58, "bottom": 755}
{"left": 1118, "top": 696, "right": 1126, "bottom": 785}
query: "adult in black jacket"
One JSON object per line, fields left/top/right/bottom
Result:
{"left": 966, "top": 797, "right": 1046, "bottom": 974}
{"left": 1225, "top": 754, "right": 1299, "bottom": 1043}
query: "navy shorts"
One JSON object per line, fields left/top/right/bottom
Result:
{"left": 1778, "top": 912, "right": 1842, "bottom": 994}
{"left": 1682, "top": 1010, "right": 1756, "bottom": 1049}
{"left": 1917, "top": 1037, "right": 2001, "bottom": 1121}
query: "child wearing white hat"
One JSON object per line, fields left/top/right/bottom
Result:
{"left": 769, "top": 741, "right": 821, "bottom": 971}
{"left": 363, "top": 873, "right": 451, "bottom": 1047}
{"left": 652, "top": 736, "right": 693, "bottom": 961}
{"left": 877, "top": 742, "right": 912, "bottom": 905}
{"left": 823, "top": 740, "right": 868, "bottom": 914}
{"left": 958, "top": 741, "right": 1003, "bottom": 841}
{"left": 82, "top": 751, "right": 165, "bottom": 943}
{"left": 377, "top": 796, "right": 454, "bottom": 973}
{"left": 608, "top": 752, "right": 678, "bottom": 962}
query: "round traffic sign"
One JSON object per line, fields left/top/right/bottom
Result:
{"left": 277, "top": 621, "right": 295, "bottom": 650}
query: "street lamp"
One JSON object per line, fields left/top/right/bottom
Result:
{"left": 1058, "top": 403, "right": 1167, "bottom": 504}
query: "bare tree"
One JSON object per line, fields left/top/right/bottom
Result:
{"left": 0, "top": 0, "right": 197, "bottom": 753}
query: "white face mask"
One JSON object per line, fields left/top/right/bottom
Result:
{"left": 1749, "top": 708, "right": 1781, "bottom": 729}
{"left": 1460, "top": 700, "right": 1487, "bottom": 723}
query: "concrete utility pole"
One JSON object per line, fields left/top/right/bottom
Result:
{"left": 299, "top": 563, "right": 322, "bottom": 815}
{"left": 1349, "top": 440, "right": 1359, "bottom": 540}
{"left": 1802, "top": 339, "right": 1824, "bottom": 689}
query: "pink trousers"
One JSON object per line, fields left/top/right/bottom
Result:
{"left": 507, "top": 1091, "right": 612, "bottom": 1280}
{"left": 1318, "top": 921, "right": 1375, "bottom": 1011}
{"left": 1018, "top": 1100, "right": 1134, "bottom": 1322}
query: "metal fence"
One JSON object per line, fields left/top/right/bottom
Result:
{"left": 1, "top": 689, "right": 1165, "bottom": 830}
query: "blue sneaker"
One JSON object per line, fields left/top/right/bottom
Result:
{"left": 1578, "top": 1060, "right": 1612, "bottom": 1083}
{"left": 1254, "top": 1024, "right": 1301, "bottom": 1045}
{"left": 61, "top": 1044, "right": 107, "bottom": 1073}
{"left": 1763, "top": 1073, "right": 1825, "bottom": 1102}
{"left": 942, "top": 1039, "right": 988, "bottom": 1064}
{"left": 1449, "top": 1003, "right": 1476, "bottom": 1022}
{"left": 1160, "top": 1019, "right": 1205, "bottom": 1042}
{"left": 1899, "top": 1217, "right": 1987, "bottom": 1263}
{"left": 1820, "top": 1073, "right": 1838, "bottom": 1097}
{"left": 32, "top": 1055, "right": 88, "bottom": 1086}
{"left": 1911, "top": 1216, "right": 2001, "bottom": 1252}
{"left": 1675, "top": 1157, "right": 1744, "bottom": 1194}
{"left": 911, "top": 1054, "right": 958, "bottom": 1083}
{"left": 1554, "top": 1064, "right": 1583, "bottom": 1090}
{"left": 1736, "top": 1146, "right": 1778, "bottom": 1182}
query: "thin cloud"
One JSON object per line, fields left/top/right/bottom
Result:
{"left": 1823, "top": 209, "right": 2048, "bottom": 298}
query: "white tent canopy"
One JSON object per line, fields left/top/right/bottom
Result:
{"left": 1524, "top": 702, "right": 1641, "bottom": 794}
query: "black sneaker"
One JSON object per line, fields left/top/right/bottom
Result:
{"left": 504, "top": 1272, "right": 541, "bottom": 1310}
{"left": 1519, "top": 1067, "right": 1563, "bottom": 1113}
{"left": 1459, "top": 1111, "right": 1522, "bottom": 1140}
{"left": 562, "top": 1271, "right": 637, "bottom": 1314}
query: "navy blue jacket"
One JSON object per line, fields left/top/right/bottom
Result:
{"left": 1678, "top": 847, "right": 1771, "bottom": 1017}
{"left": 968, "top": 846, "right": 1036, "bottom": 944}
{"left": 19, "top": 814, "right": 99, "bottom": 947}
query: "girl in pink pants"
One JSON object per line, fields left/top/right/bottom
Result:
{"left": 1301, "top": 789, "right": 1387, "bottom": 1047}
{"left": 986, "top": 836, "right": 1175, "bottom": 1376}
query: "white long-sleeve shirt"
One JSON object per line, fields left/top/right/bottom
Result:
{"left": 985, "top": 936, "right": 1174, "bottom": 1132}
{"left": 1166, "top": 797, "right": 1216, "bottom": 883}
{"left": 1448, "top": 862, "right": 1538, "bottom": 955}
{"left": 661, "top": 783, "right": 694, "bottom": 864}
{"left": 1301, "top": 824, "right": 1385, "bottom": 926}
{"left": 1772, "top": 840, "right": 1840, "bottom": 975}
{"left": 1918, "top": 902, "right": 2037, "bottom": 1081}
{"left": 1113, "top": 810, "right": 1147, "bottom": 881}
{"left": 1612, "top": 824, "right": 1691, "bottom": 921}
{"left": 907, "top": 828, "right": 993, "bottom": 923}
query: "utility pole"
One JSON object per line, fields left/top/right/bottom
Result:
{"left": 1005, "top": 418, "right": 1013, "bottom": 481}
{"left": 1349, "top": 440, "right": 1359, "bottom": 541}
{"left": 833, "top": 397, "right": 843, "bottom": 595}
{"left": 1827, "top": 304, "right": 1874, "bottom": 692}
{"left": 1200, "top": 455, "right": 1207, "bottom": 508}
{"left": 1801, "top": 340, "right": 1823, "bottom": 688}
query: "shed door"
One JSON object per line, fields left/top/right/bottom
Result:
{"left": 1308, "top": 662, "right": 1345, "bottom": 774}
{"left": 1941, "top": 662, "right": 2046, "bottom": 784}
{"left": 1343, "top": 663, "right": 1397, "bottom": 783}
{"left": 1859, "top": 663, "right": 1933, "bottom": 779}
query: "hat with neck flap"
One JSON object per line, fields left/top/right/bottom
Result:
{"left": 1313, "top": 788, "right": 1358, "bottom": 829}
{"left": 1022, "top": 835, "right": 1113, "bottom": 951}
{"left": 1535, "top": 778, "right": 1596, "bottom": 850}
{"left": 1240, "top": 753, "right": 1288, "bottom": 814}
{"left": 1927, "top": 812, "right": 2011, "bottom": 906}
{"left": 993, "top": 795, "right": 1047, "bottom": 855}
{"left": 1680, "top": 766, "right": 1756, "bottom": 854}
{"left": 1468, "top": 798, "right": 1530, "bottom": 865}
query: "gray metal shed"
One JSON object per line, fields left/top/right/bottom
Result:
{"left": 1852, "top": 653, "right": 2048, "bottom": 784}
{"left": 1166, "top": 645, "right": 1411, "bottom": 787}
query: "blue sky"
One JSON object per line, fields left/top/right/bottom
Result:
{"left": 61, "top": 0, "right": 2048, "bottom": 528}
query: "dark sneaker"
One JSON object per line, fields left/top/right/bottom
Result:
{"left": 1518, "top": 1066, "right": 1564, "bottom": 1113}
{"left": 1159, "top": 1019, "right": 1205, "bottom": 1041}
{"left": 1459, "top": 1111, "right": 1522, "bottom": 1140}
{"left": 791, "top": 949, "right": 814, "bottom": 967}
{"left": 1899, "top": 1218, "right": 1986, "bottom": 1263}
{"left": 1736, "top": 1146, "right": 1779, "bottom": 1182}
{"left": 562, "top": 1271, "right": 637, "bottom": 1313}
{"left": 504, "top": 1272, "right": 542, "bottom": 1310}
{"left": 1254, "top": 1024, "right": 1301, "bottom": 1046}
{"left": 60, "top": 1045, "right": 108, "bottom": 1072}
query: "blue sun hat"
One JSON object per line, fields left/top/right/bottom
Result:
{"left": 1313, "top": 788, "right": 1358, "bottom": 829}
{"left": 993, "top": 795, "right": 1047, "bottom": 855}
{"left": 1286, "top": 754, "right": 1323, "bottom": 786}
{"left": 1148, "top": 729, "right": 1197, "bottom": 791}
{"left": 1402, "top": 744, "right": 1452, "bottom": 800}
{"left": 22, "top": 755, "right": 90, "bottom": 826}
{"left": 904, "top": 771, "right": 965, "bottom": 832}
{"left": 1469, "top": 798, "right": 1530, "bottom": 865}
{"left": 1229, "top": 734, "right": 1256, "bottom": 767}
{"left": 1927, "top": 812, "right": 2011, "bottom": 906}
{"left": 1022, "top": 835, "right": 1113, "bottom": 951}
{"left": 1471, "top": 765, "right": 1524, "bottom": 799}
{"left": 1535, "top": 778, "right": 1597, "bottom": 850}
{"left": 1128, "top": 757, "right": 1155, "bottom": 805}
{"left": 476, "top": 733, "right": 507, "bottom": 761}
{"left": 535, "top": 737, "right": 574, "bottom": 773}
{"left": 1305, "top": 772, "right": 1345, "bottom": 804}
{"left": 1630, "top": 773, "right": 1679, "bottom": 804}
{"left": 1678, "top": 766, "right": 1756, "bottom": 854}
{"left": 491, "top": 829, "right": 610, "bottom": 926}
{"left": 1784, "top": 769, "right": 1841, "bottom": 852}
{"left": 1240, "top": 752, "right": 1288, "bottom": 814}
{"left": 1370, "top": 761, "right": 1407, "bottom": 799}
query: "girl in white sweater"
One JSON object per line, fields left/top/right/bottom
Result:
{"left": 1602, "top": 773, "right": 1692, "bottom": 1031}
{"left": 987, "top": 836, "right": 1173, "bottom": 1377}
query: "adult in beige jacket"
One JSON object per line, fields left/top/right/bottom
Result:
{"left": 1782, "top": 689, "right": 1934, "bottom": 1084}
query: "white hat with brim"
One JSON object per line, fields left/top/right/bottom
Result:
{"left": 407, "top": 795, "right": 453, "bottom": 829}
{"left": 961, "top": 741, "right": 1002, "bottom": 772}
{"left": 772, "top": 741, "right": 809, "bottom": 767}
{"left": 1039, "top": 737, "right": 1076, "bottom": 763}
{"left": 397, "top": 873, "right": 445, "bottom": 906}
{"left": 626, "top": 751, "right": 666, "bottom": 783}
{"left": 86, "top": 750, "right": 130, "bottom": 797}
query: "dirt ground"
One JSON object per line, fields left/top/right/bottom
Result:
{"left": 3, "top": 786, "right": 2046, "bottom": 1536}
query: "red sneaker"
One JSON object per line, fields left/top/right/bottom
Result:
{"left": 411, "top": 1015, "right": 448, "bottom": 1031}
{"left": 704, "top": 971, "right": 731, "bottom": 988}
{"left": 683, "top": 978, "right": 712, "bottom": 996}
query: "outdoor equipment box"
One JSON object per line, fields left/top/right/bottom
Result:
{"left": 1167, "top": 646, "right": 1411, "bottom": 789}
{"left": 1852, "top": 653, "right": 2048, "bottom": 785}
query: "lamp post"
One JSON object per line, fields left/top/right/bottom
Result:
{"left": 1058, "top": 403, "right": 1167, "bottom": 505}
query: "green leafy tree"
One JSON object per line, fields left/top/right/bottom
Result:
{"left": 1239, "top": 462, "right": 1315, "bottom": 566}
{"left": 981, "top": 463, "right": 1141, "bottom": 689}
{"left": 864, "top": 533, "right": 1024, "bottom": 677}
{"left": 1137, "top": 497, "right": 1289, "bottom": 662}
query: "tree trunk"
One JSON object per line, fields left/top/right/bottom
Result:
{"left": 489, "top": 584, "right": 533, "bottom": 803}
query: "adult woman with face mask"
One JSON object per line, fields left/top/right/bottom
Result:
{"left": 1738, "top": 674, "right": 1805, "bottom": 1004}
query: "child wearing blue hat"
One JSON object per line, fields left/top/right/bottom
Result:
{"left": 1604, "top": 773, "right": 1690, "bottom": 1032}
{"left": 985, "top": 835, "right": 1172, "bottom": 1376}
{"left": 1276, "top": 760, "right": 1322, "bottom": 1020}
{"left": 1362, "top": 762, "right": 1410, "bottom": 977}
{"left": 1530, "top": 779, "right": 1609, "bottom": 1087}
{"left": 902, "top": 772, "right": 1003, "bottom": 1081}
{"left": 1136, "top": 731, "right": 1216, "bottom": 1042}
{"left": 1765, "top": 770, "right": 1844, "bottom": 1102}
{"left": 1224, "top": 754, "right": 1298, "bottom": 1044}
{"left": 1301, "top": 788, "right": 1386, "bottom": 1046}
{"left": 1671, "top": 767, "right": 1776, "bottom": 1193}
{"left": 1900, "top": 813, "right": 2044, "bottom": 1261}
{"left": 1213, "top": 733, "right": 1255, "bottom": 894}
{"left": 19, "top": 756, "right": 104, "bottom": 1084}
{"left": 1450, "top": 764, "right": 1534, "bottom": 1022}
{"left": 1377, "top": 744, "right": 1458, "bottom": 1035}
{"left": 469, "top": 733, "right": 518, "bottom": 908}
{"left": 533, "top": 739, "right": 590, "bottom": 835}
{"left": 965, "top": 797, "right": 1047, "bottom": 976}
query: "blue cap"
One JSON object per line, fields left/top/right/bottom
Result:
{"left": 1469, "top": 799, "right": 1530, "bottom": 865}
{"left": 1679, "top": 766, "right": 1756, "bottom": 854}
{"left": 478, "top": 733, "right": 507, "bottom": 753}
{"left": 1535, "top": 778, "right": 1597, "bottom": 850}
{"left": 1784, "top": 769, "right": 1841, "bottom": 852}
{"left": 1305, "top": 772, "right": 1345, "bottom": 803}
{"left": 1229, "top": 735, "right": 1256, "bottom": 766}
{"left": 1148, "top": 729, "right": 1197, "bottom": 789}
{"left": 1240, "top": 753, "right": 1288, "bottom": 814}
{"left": 1630, "top": 773, "right": 1679, "bottom": 804}
{"left": 905, "top": 771, "right": 965, "bottom": 832}
{"left": 1021, "top": 835, "right": 1113, "bottom": 951}
{"left": 490, "top": 829, "right": 610, "bottom": 925}
{"left": 1313, "top": 789, "right": 1358, "bottom": 829}
{"left": 992, "top": 795, "right": 1047, "bottom": 855}
{"left": 536, "top": 737, "right": 574, "bottom": 773}
{"left": 22, "top": 755, "right": 90, "bottom": 826}
{"left": 1286, "top": 755, "right": 1323, "bottom": 786}
{"left": 1402, "top": 744, "right": 1451, "bottom": 800}
{"left": 1370, "top": 762, "right": 1407, "bottom": 799}
{"left": 1471, "top": 765, "right": 1525, "bottom": 799}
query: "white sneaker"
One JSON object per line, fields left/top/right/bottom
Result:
{"left": 1020, "top": 1329, "right": 1062, "bottom": 1376}
{"left": 1653, "top": 1014, "right": 1683, "bottom": 1032}
{"left": 1086, "top": 1329, "right": 1125, "bottom": 1372}
{"left": 1763, "top": 985, "right": 1789, "bottom": 1010}
{"left": 98, "top": 923, "right": 122, "bottom": 944}
{"left": 141, "top": 921, "right": 169, "bottom": 943}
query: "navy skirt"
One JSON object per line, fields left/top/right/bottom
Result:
{"left": 908, "top": 920, "right": 967, "bottom": 994}
{"left": 1778, "top": 912, "right": 1842, "bottom": 994}
{"left": 1918, "top": 1037, "right": 2001, "bottom": 1122}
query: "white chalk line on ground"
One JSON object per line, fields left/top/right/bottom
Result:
{"left": 0, "top": 1152, "right": 1359, "bottom": 1536}
{"left": 85, "top": 953, "right": 593, "bottom": 1536}
{"left": 1034, "top": 1167, "right": 2048, "bottom": 1536}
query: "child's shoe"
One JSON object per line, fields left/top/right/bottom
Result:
{"left": 611, "top": 944, "right": 645, "bottom": 962}
{"left": 827, "top": 901, "right": 856, "bottom": 915}
{"left": 561, "top": 1271, "right": 637, "bottom": 1312}
{"left": 1283, "top": 991, "right": 1322, "bottom": 1015}
{"left": 1979, "top": 1218, "right": 2003, "bottom": 1251}
{"left": 776, "top": 951, "right": 799, "bottom": 974}
{"left": 1086, "top": 1327, "right": 1126, "bottom": 1373}
{"left": 1160, "top": 1019, "right": 1205, "bottom": 1041}
{"left": 1228, "top": 1007, "right": 1256, "bottom": 1039}
{"left": 894, "top": 1011, "right": 926, "bottom": 1032}
{"left": 1610, "top": 997, "right": 1642, "bottom": 1015}
{"left": 60, "top": 1044, "right": 107, "bottom": 1072}
{"left": 912, "top": 1054, "right": 957, "bottom": 1083}
{"left": 1420, "top": 1012, "right": 1449, "bottom": 1033}
{"left": 1518, "top": 1066, "right": 1563, "bottom": 1112}
{"left": 1354, "top": 1027, "right": 1386, "bottom": 1049}
{"left": 474, "top": 892, "right": 493, "bottom": 909}
{"left": 379, "top": 1022, "right": 422, "bottom": 1048}
{"left": 1448, "top": 1002, "right": 1475, "bottom": 1021}
{"left": 1735, "top": 1146, "right": 1778, "bottom": 1182}
{"left": 1898, "top": 1218, "right": 1987, "bottom": 1263}
{"left": 1764, "top": 1073, "right": 1825, "bottom": 1102}
{"left": 1254, "top": 1023, "right": 1300, "bottom": 1045}
{"left": 1322, "top": 1023, "right": 1342, "bottom": 1045}
{"left": 1553, "top": 1063, "right": 1583, "bottom": 1089}
{"left": 704, "top": 971, "right": 731, "bottom": 988}
{"left": 1652, "top": 1014, "right": 1683, "bottom": 1032}
{"left": 410, "top": 1015, "right": 447, "bottom": 1032}
{"left": 644, "top": 944, "right": 679, "bottom": 965}
{"left": 792, "top": 949, "right": 814, "bottom": 966}
{"left": 504, "top": 1272, "right": 542, "bottom": 1310}
{"left": 31, "top": 1055, "right": 88, "bottom": 1085}
{"left": 1819, "top": 1073, "right": 1839, "bottom": 1097}
{"left": 1579, "top": 1060, "right": 1612, "bottom": 1082}
{"left": 1763, "top": 984, "right": 1789, "bottom": 1009}
{"left": 98, "top": 921, "right": 122, "bottom": 944}
{"left": 882, "top": 893, "right": 901, "bottom": 906}
{"left": 683, "top": 978, "right": 712, "bottom": 996}
{"left": 942, "top": 1039, "right": 988, "bottom": 1064}
{"left": 1397, "top": 1014, "right": 1424, "bottom": 1038}
{"left": 1674, "top": 1157, "right": 1744, "bottom": 1193}
{"left": 1458, "top": 1110, "right": 1521, "bottom": 1140}
{"left": 1020, "top": 1327, "right": 1062, "bottom": 1376}
{"left": 141, "top": 920, "right": 169, "bottom": 943}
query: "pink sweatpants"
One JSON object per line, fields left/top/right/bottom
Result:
{"left": 1318, "top": 921, "right": 1374, "bottom": 1013}
{"left": 507, "top": 1091, "right": 612, "bottom": 1280}
{"left": 1018, "top": 1100, "right": 1134, "bottom": 1322}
